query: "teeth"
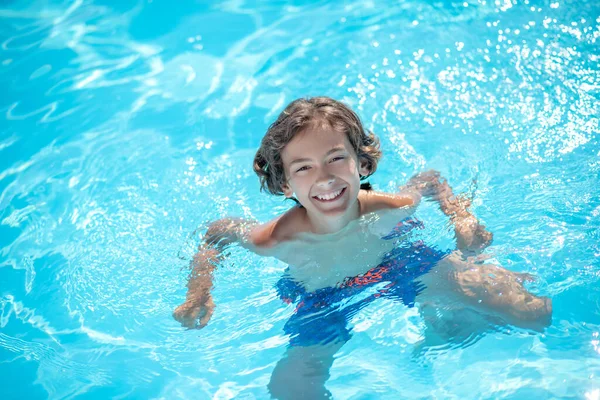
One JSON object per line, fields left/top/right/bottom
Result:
{"left": 316, "top": 189, "right": 342, "bottom": 201}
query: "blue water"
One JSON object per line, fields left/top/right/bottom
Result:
{"left": 1, "top": 0, "right": 599, "bottom": 398}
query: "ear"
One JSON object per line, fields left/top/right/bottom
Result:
{"left": 281, "top": 182, "right": 293, "bottom": 198}
{"left": 358, "top": 157, "right": 371, "bottom": 177}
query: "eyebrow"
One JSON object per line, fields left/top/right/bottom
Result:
{"left": 289, "top": 147, "right": 346, "bottom": 166}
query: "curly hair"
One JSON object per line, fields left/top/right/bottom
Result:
{"left": 253, "top": 97, "right": 382, "bottom": 196}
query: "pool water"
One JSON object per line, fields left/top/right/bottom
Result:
{"left": 1, "top": 0, "right": 599, "bottom": 398}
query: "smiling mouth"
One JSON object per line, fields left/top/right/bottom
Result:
{"left": 313, "top": 187, "right": 346, "bottom": 202}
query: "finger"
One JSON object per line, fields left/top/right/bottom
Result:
{"left": 177, "top": 303, "right": 203, "bottom": 329}
{"left": 198, "top": 307, "right": 214, "bottom": 328}
{"left": 183, "top": 306, "right": 203, "bottom": 329}
{"left": 173, "top": 306, "right": 192, "bottom": 325}
{"left": 198, "top": 299, "right": 215, "bottom": 328}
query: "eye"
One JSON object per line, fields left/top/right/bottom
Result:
{"left": 296, "top": 165, "right": 310, "bottom": 173}
{"left": 330, "top": 156, "right": 345, "bottom": 162}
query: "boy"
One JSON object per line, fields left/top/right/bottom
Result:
{"left": 174, "top": 97, "right": 552, "bottom": 399}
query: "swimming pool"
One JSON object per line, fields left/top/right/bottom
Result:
{"left": 0, "top": 0, "right": 598, "bottom": 398}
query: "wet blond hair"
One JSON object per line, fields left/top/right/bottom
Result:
{"left": 253, "top": 97, "right": 382, "bottom": 196}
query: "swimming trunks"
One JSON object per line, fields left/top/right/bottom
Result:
{"left": 275, "top": 218, "right": 447, "bottom": 347}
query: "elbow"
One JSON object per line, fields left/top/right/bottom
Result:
{"left": 406, "top": 189, "right": 422, "bottom": 208}
{"left": 204, "top": 217, "right": 247, "bottom": 248}
{"left": 205, "top": 219, "right": 236, "bottom": 248}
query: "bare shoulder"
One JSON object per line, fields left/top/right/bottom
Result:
{"left": 358, "top": 189, "right": 418, "bottom": 216}
{"left": 248, "top": 206, "right": 307, "bottom": 249}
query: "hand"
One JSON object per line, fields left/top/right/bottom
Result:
{"left": 406, "top": 170, "right": 442, "bottom": 197}
{"left": 454, "top": 215, "right": 493, "bottom": 252}
{"left": 173, "top": 296, "right": 215, "bottom": 329}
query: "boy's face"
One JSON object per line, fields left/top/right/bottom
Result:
{"left": 281, "top": 127, "right": 369, "bottom": 218}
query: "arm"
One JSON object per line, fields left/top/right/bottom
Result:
{"left": 173, "top": 218, "right": 254, "bottom": 329}
{"left": 406, "top": 172, "right": 551, "bottom": 328}
{"left": 402, "top": 170, "right": 493, "bottom": 252}
{"left": 421, "top": 252, "right": 552, "bottom": 329}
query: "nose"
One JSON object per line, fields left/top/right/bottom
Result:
{"left": 315, "top": 168, "right": 335, "bottom": 187}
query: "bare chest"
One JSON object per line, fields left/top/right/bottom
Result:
{"left": 274, "top": 212, "right": 410, "bottom": 291}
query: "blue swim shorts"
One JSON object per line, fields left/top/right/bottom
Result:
{"left": 275, "top": 218, "right": 448, "bottom": 347}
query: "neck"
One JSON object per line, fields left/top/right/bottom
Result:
{"left": 305, "top": 198, "right": 361, "bottom": 234}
